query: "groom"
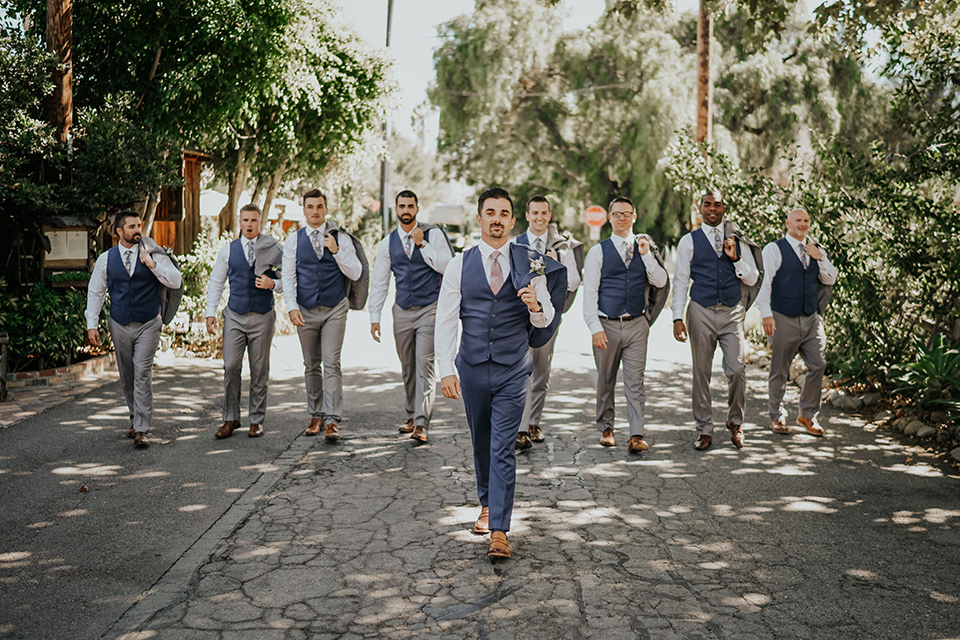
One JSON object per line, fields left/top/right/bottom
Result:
{"left": 435, "top": 187, "right": 567, "bottom": 559}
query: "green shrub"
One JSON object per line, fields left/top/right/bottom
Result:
{"left": 891, "top": 335, "right": 960, "bottom": 419}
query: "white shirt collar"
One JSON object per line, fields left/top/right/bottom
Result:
{"left": 528, "top": 230, "right": 548, "bottom": 245}
{"left": 398, "top": 225, "right": 414, "bottom": 240}
{"left": 611, "top": 232, "right": 635, "bottom": 247}
{"left": 479, "top": 240, "right": 509, "bottom": 260}
{"left": 701, "top": 221, "right": 722, "bottom": 234}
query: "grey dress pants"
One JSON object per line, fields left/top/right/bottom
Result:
{"left": 592, "top": 316, "right": 650, "bottom": 436}
{"left": 222, "top": 306, "right": 276, "bottom": 424}
{"left": 767, "top": 310, "right": 826, "bottom": 421}
{"left": 392, "top": 301, "right": 437, "bottom": 428}
{"left": 297, "top": 298, "right": 348, "bottom": 424}
{"left": 108, "top": 314, "right": 162, "bottom": 433}
{"left": 686, "top": 301, "right": 746, "bottom": 435}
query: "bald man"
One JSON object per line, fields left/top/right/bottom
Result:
{"left": 756, "top": 208, "right": 838, "bottom": 436}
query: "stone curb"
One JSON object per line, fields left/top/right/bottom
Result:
{"left": 105, "top": 430, "right": 316, "bottom": 640}
{"left": 4, "top": 353, "right": 116, "bottom": 388}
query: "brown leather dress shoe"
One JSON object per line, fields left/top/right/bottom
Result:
{"left": 411, "top": 425, "right": 428, "bottom": 442}
{"left": 248, "top": 423, "right": 264, "bottom": 438}
{"left": 304, "top": 417, "right": 323, "bottom": 436}
{"left": 488, "top": 531, "right": 510, "bottom": 558}
{"left": 600, "top": 427, "right": 616, "bottom": 447}
{"left": 399, "top": 419, "right": 414, "bottom": 433}
{"left": 127, "top": 427, "right": 135, "bottom": 439}
{"left": 473, "top": 506, "right": 490, "bottom": 534}
{"left": 528, "top": 425, "right": 544, "bottom": 442}
{"left": 694, "top": 434, "right": 712, "bottom": 450}
{"left": 770, "top": 419, "right": 790, "bottom": 434}
{"left": 628, "top": 435, "right": 649, "bottom": 452}
{"left": 215, "top": 420, "right": 240, "bottom": 439}
{"left": 324, "top": 422, "right": 340, "bottom": 441}
{"left": 797, "top": 416, "right": 825, "bottom": 437}
{"left": 727, "top": 422, "right": 745, "bottom": 449}
{"left": 133, "top": 432, "right": 148, "bottom": 447}
{"left": 516, "top": 432, "right": 533, "bottom": 450}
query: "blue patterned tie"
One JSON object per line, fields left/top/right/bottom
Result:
{"left": 404, "top": 234, "right": 413, "bottom": 258}
{"left": 310, "top": 229, "right": 323, "bottom": 259}
{"left": 123, "top": 249, "right": 133, "bottom": 275}
{"left": 247, "top": 240, "right": 255, "bottom": 267}
{"left": 714, "top": 228, "right": 723, "bottom": 256}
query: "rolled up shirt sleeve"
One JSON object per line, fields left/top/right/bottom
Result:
{"left": 641, "top": 252, "right": 667, "bottom": 288}
{"left": 421, "top": 228, "right": 453, "bottom": 274}
{"left": 332, "top": 233, "right": 362, "bottom": 281}
{"left": 529, "top": 274, "right": 553, "bottom": 328}
{"left": 150, "top": 251, "right": 182, "bottom": 289}
{"left": 733, "top": 243, "right": 759, "bottom": 287}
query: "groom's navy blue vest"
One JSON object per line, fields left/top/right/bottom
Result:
{"left": 227, "top": 238, "right": 274, "bottom": 315}
{"left": 689, "top": 228, "right": 741, "bottom": 308}
{"left": 389, "top": 230, "right": 441, "bottom": 309}
{"left": 458, "top": 247, "right": 529, "bottom": 367}
{"left": 296, "top": 227, "right": 347, "bottom": 310}
{"left": 771, "top": 237, "right": 819, "bottom": 317}
{"left": 598, "top": 238, "right": 647, "bottom": 318}
{"left": 106, "top": 246, "right": 161, "bottom": 324}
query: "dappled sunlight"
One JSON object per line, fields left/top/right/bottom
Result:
{"left": 52, "top": 463, "right": 122, "bottom": 476}
{"left": 178, "top": 504, "right": 208, "bottom": 512}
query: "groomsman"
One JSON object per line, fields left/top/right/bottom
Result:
{"left": 672, "top": 190, "right": 759, "bottom": 451}
{"left": 369, "top": 189, "right": 453, "bottom": 443}
{"left": 512, "top": 195, "right": 582, "bottom": 449}
{"left": 205, "top": 203, "right": 283, "bottom": 439}
{"left": 436, "top": 187, "right": 566, "bottom": 559}
{"left": 282, "top": 189, "right": 363, "bottom": 441}
{"left": 86, "top": 211, "right": 183, "bottom": 447}
{"left": 756, "top": 207, "right": 838, "bottom": 436}
{"left": 583, "top": 197, "right": 669, "bottom": 452}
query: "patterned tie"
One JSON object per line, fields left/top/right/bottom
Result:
{"left": 713, "top": 228, "right": 723, "bottom": 257}
{"left": 310, "top": 229, "right": 323, "bottom": 259}
{"left": 404, "top": 234, "right": 413, "bottom": 258}
{"left": 535, "top": 237, "right": 544, "bottom": 254}
{"left": 247, "top": 240, "right": 255, "bottom": 267}
{"left": 797, "top": 241, "right": 808, "bottom": 268}
{"left": 489, "top": 251, "right": 503, "bottom": 295}
{"left": 123, "top": 249, "right": 133, "bottom": 275}
{"left": 623, "top": 239, "right": 633, "bottom": 268}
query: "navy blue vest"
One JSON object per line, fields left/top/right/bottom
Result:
{"left": 296, "top": 227, "right": 347, "bottom": 310}
{"left": 457, "top": 247, "right": 530, "bottom": 367}
{"left": 771, "top": 237, "right": 819, "bottom": 317}
{"left": 389, "top": 229, "right": 442, "bottom": 309}
{"left": 689, "top": 228, "right": 741, "bottom": 308}
{"left": 227, "top": 238, "right": 275, "bottom": 315}
{"left": 598, "top": 238, "right": 647, "bottom": 318}
{"left": 106, "top": 246, "right": 161, "bottom": 324}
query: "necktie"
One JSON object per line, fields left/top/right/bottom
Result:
{"left": 247, "top": 240, "right": 255, "bottom": 267}
{"left": 713, "top": 228, "right": 723, "bottom": 257}
{"left": 535, "top": 238, "right": 544, "bottom": 254}
{"left": 123, "top": 249, "right": 133, "bottom": 275}
{"left": 310, "top": 229, "right": 323, "bottom": 259}
{"left": 404, "top": 234, "right": 413, "bottom": 258}
{"left": 797, "top": 242, "right": 808, "bottom": 267}
{"left": 489, "top": 251, "right": 503, "bottom": 294}
{"left": 623, "top": 240, "right": 633, "bottom": 268}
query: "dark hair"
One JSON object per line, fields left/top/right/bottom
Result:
{"left": 113, "top": 210, "right": 140, "bottom": 235}
{"left": 395, "top": 189, "right": 418, "bottom": 206}
{"left": 526, "top": 195, "right": 550, "bottom": 211}
{"left": 477, "top": 187, "right": 513, "bottom": 215}
{"left": 302, "top": 189, "right": 327, "bottom": 206}
{"left": 609, "top": 196, "right": 634, "bottom": 211}
{"left": 239, "top": 203, "right": 262, "bottom": 216}
{"left": 699, "top": 189, "right": 723, "bottom": 205}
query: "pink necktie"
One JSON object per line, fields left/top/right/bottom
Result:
{"left": 489, "top": 251, "right": 503, "bottom": 294}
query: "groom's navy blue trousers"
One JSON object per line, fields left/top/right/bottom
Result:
{"left": 456, "top": 353, "right": 533, "bottom": 532}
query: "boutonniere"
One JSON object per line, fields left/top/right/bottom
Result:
{"left": 529, "top": 257, "right": 545, "bottom": 276}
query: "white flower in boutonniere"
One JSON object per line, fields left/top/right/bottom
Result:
{"left": 529, "top": 257, "right": 546, "bottom": 276}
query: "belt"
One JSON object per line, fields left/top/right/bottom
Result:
{"left": 598, "top": 314, "right": 639, "bottom": 322}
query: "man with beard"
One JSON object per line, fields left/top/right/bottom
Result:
{"left": 672, "top": 190, "right": 759, "bottom": 451}
{"left": 282, "top": 189, "right": 363, "bottom": 441}
{"left": 436, "top": 187, "right": 566, "bottom": 559}
{"left": 756, "top": 207, "right": 838, "bottom": 436}
{"left": 86, "top": 211, "right": 183, "bottom": 447}
{"left": 205, "top": 203, "right": 283, "bottom": 440}
{"left": 512, "top": 195, "right": 582, "bottom": 449}
{"left": 369, "top": 190, "right": 453, "bottom": 442}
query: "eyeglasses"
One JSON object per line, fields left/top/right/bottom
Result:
{"left": 609, "top": 211, "right": 634, "bottom": 219}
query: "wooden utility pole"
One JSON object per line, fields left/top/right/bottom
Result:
{"left": 695, "top": 0, "right": 712, "bottom": 150}
{"left": 47, "top": 0, "right": 73, "bottom": 143}
{"left": 379, "top": 0, "right": 395, "bottom": 235}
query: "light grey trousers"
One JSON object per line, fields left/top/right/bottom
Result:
{"left": 592, "top": 316, "right": 650, "bottom": 436}
{"left": 768, "top": 310, "right": 826, "bottom": 421}
{"left": 108, "top": 314, "right": 162, "bottom": 433}
{"left": 392, "top": 302, "right": 437, "bottom": 428}
{"left": 297, "top": 298, "right": 348, "bottom": 424}
{"left": 222, "top": 306, "right": 276, "bottom": 424}
{"left": 520, "top": 323, "right": 559, "bottom": 429}
{"left": 687, "top": 301, "right": 746, "bottom": 435}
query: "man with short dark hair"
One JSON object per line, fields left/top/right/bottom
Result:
{"left": 436, "top": 186, "right": 566, "bottom": 559}
{"left": 583, "top": 197, "right": 668, "bottom": 452}
{"left": 512, "top": 195, "right": 582, "bottom": 448}
{"left": 756, "top": 207, "right": 838, "bottom": 436}
{"left": 672, "top": 190, "right": 759, "bottom": 451}
{"left": 85, "top": 211, "right": 182, "bottom": 447}
{"left": 369, "top": 189, "right": 453, "bottom": 442}
{"left": 282, "top": 189, "right": 362, "bottom": 441}
{"left": 205, "top": 203, "right": 283, "bottom": 439}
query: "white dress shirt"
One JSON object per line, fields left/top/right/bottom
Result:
{"left": 85, "top": 244, "right": 183, "bottom": 329}
{"left": 368, "top": 226, "right": 453, "bottom": 323}
{"left": 515, "top": 231, "right": 582, "bottom": 292}
{"left": 281, "top": 222, "right": 362, "bottom": 312}
{"left": 434, "top": 241, "right": 555, "bottom": 379}
{"left": 670, "top": 222, "right": 760, "bottom": 321}
{"left": 581, "top": 233, "right": 669, "bottom": 335}
{"left": 204, "top": 236, "right": 283, "bottom": 318}
{"left": 755, "top": 234, "right": 838, "bottom": 318}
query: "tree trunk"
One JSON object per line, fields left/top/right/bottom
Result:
{"left": 46, "top": 0, "right": 73, "bottom": 143}
{"left": 261, "top": 161, "right": 287, "bottom": 227}
{"left": 142, "top": 191, "right": 160, "bottom": 237}
{"left": 696, "top": 0, "right": 712, "bottom": 150}
{"left": 249, "top": 177, "right": 264, "bottom": 209}
{"left": 219, "top": 145, "right": 250, "bottom": 237}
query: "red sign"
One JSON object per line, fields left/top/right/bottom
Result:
{"left": 584, "top": 205, "right": 607, "bottom": 227}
